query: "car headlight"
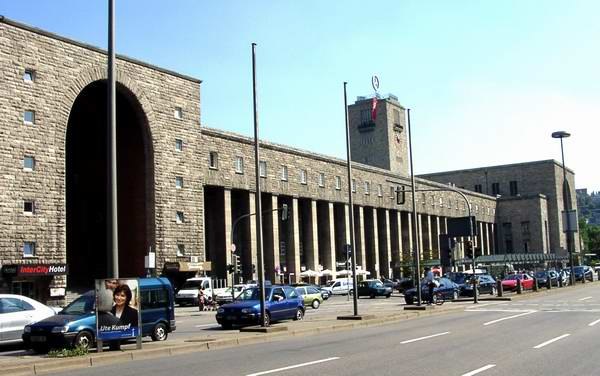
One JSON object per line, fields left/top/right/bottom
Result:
{"left": 24, "top": 326, "right": 31, "bottom": 333}
{"left": 217, "top": 308, "right": 225, "bottom": 314}
{"left": 241, "top": 308, "right": 255, "bottom": 314}
{"left": 51, "top": 325, "right": 69, "bottom": 333}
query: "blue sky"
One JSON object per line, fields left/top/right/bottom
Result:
{"left": 2, "top": 1, "right": 599, "bottom": 190}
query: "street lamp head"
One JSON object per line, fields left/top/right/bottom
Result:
{"left": 552, "top": 131, "right": 571, "bottom": 139}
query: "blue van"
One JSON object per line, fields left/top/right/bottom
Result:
{"left": 22, "top": 277, "right": 176, "bottom": 352}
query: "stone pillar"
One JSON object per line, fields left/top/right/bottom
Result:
{"left": 248, "top": 192, "right": 258, "bottom": 280}
{"left": 271, "top": 195, "right": 281, "bottom": 282}
{"left": 288, "top": 198, "right": 301, "bottom": 283}
{"left": 372, "top": 208, "right": 380, "bottom": 278}
{"left": 344, "top": 204, "right": 351, "bottom": 245}
{"left": 484, "top": 223, "right": 491, "bottom": 256}
{"left": 224, "top": 189, "right": 233, "bottom": 286}
{"left": 490, "top": 223, "right": 496, "bottom": 254}
{"left": 421, "top": 214, "right": 432, "bottom": 260}
{"left": 327, "top": 202, "right": 337, "bottom": 279}
{"left": 357, "top": 206, "right": 367, "bottom": 272}
{"left": 304, "top": 200, "right": 319, "bottom": 272}
{"left": 478, "top": 221, "right": 485, "bottom": 256}
{"left": 432, "top": 216, "right": 441, "bottom": 260}
{"left": 389, "top": 210, "right": 402, "bottom": 278}
{"left": 377, "top": 209, "right": 392, "bottom": 279}
{"left": 401, "top": 211, "right": 413, "bottom": 273}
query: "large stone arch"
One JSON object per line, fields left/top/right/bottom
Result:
{"left": 63, "top": 66, "right": 156, "bottom": 286}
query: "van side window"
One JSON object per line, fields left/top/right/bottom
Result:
{"left": 141, "top": 289, "right": 168, "bottom": 309}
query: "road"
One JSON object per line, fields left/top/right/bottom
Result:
{"left": 57, "top": 284, "right": 600, "bottom": 375}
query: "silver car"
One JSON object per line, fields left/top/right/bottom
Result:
{"left": 0, "top": 294, "right": 56, "bottom": 344}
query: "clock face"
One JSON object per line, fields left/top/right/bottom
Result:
{"left": 371, "top": 75, "right": 379, "bottom": 91}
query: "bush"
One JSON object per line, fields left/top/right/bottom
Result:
{"left": 47, "top": 345, "right": 88, "bottom": 358}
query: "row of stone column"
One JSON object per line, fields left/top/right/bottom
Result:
{"left": 212, "top": 188, "right": 496, "bottom": 285}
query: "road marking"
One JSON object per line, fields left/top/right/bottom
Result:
{"left": 466, "top": 308, "right": 532, "bottom": 313}
{"left": 400, "top": 331, "right": 450, "bottom": 344}
{"left": 195, "top": 324, "right": 218, "bottom": 328}
{"left": 461, "top": 364, "right": 496, "bottom": 376}
{"left": 579, "top": 296, "right": 593, "bottom": 301}
{"left": 533, "top": 333, "right": 570, "bottom": 349}
{"left": 245, "top": 357, "right": 340, "bottom": 376}
{"left": 483, "top": 310, "right": 536, "bottom": 326}
{"left": 588, "top": 318, "right": 600, "bottom": 326}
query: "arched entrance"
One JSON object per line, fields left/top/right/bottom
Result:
{"left": 66, "top": 80, "right": 154, "bottom": 287}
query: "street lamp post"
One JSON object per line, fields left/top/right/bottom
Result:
{"left": 552, "top": 131, "right": 575, "bottom": 285}
{"left": 407, "top": 109, "right": 422, "bottom": 306}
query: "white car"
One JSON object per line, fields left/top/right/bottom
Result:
{"left": 321, "top": 279, "right": 354, "bottom": 295}
{"left": 0, "top": 294, "right": 56, "bottom": 344}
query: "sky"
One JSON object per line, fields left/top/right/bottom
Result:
{"left": 2, "top": 1, "right": 599, "bottom": 190}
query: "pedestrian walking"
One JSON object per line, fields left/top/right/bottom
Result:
{"left": 425, "top": 267, "right": 436, "bottom": 305}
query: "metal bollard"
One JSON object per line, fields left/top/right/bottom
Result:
{"left": 533, "top": 277, "right": 538, "bottom": 292}
{"left": 517, "top": 278, "right": 523, "bottom": 294}
{"left": 496, "top": 279, "right": 503, "bottom": 297}
{"left": 547, "top": 278, "right": 552, "bottom": 290}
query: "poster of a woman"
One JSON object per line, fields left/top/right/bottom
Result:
{"left": 96, "top": 278, "right": 140, "bottom": 341}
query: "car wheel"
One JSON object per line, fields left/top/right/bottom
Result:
{"left": 264, "top": 312, "right": 271, "bottom": 327}
{"left": 294, "top": 308, "right": 304, "bottom": 321}
{"left": 311, "top": 299, "right": 320, "bottom": 309}
{"left": 452, "top": 291, "right": 459, "bottom": 301}
{"left": 151, "top": 322, "right": 168, "bottom": 341}
{"left": 404, "top": 296, "right": 414, "bottom": 305}
{"left": 74, "top": 330, "right": 94, "bottom": 351}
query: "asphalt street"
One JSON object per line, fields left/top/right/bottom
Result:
{"left": 56, "top": 284, "right": 600, "bottom": 376}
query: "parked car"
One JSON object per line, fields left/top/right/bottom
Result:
{"left": 357, "top": 280, "right": 393, "bottom": 299}
{"left": 460, "top": 274, "right": 497, "bottom": 296}
{"left": 501, "top": 273, "right": 534, "bottom": 291}
{"left": 216, "top": 285, "right": 304, "bottom": 329}
{"left": 556, "top": 269, "right": 570, "bottom": 285}
{"left": 397, "top": 278, "right": 415, "bottom": 294}
{"left": 403, "top": 277, "right": 460, "bottom": 305}
{"left": 573, "top": 266, "right": 594, "bottom": 282}
{"left": 534, "top": 270, "right": 559, "bottom": 287}
{"left": 292, "top": 283, "right": 329, "bottom": 300}
{"left": 214, "top": 285, "right": 246, "bottom": 306}
{"left": 0, "top": 294, "right": 56, "bottom": 345}
{"left": 23, "top": 278, "right": 176, "bottom": 352}
{"left": 321, "top": 279, "right": 353, "bottom": 296}
{"left": 380, "top": 278, "right": 400, "bottom": 291}
{"left": 295, "top": 286, "right": 324, "bottom": 309}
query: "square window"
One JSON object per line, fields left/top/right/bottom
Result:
{"left": 318, "top": 173, "right": 325, "bottom": 187}
{"left": 352, "top": 179, "right": 357, "bottom": 193}
{"left": 174, "top": 107, "right": 183, "bottom": 119}
{"left": 175, "top": 176, "right": 183, "bottom": 189}
{"left": 259, "top": 161, "right": 267, "bottom": 177}
{"left": 235, "top": 156, "right": 244, "bottom": 174}
{"left": 209, "top": 151, "right": 218, "bottom": 169}
{"left": 23, "top": 201, "right": 34, "bottom": 215}
{"left": 23, "top": 69, "right": 35, "bottom": 82}
{"left": 23, "top": 156, "right": 35, "bottom": 171}
{"left": 177, "top": 244, "right": 185, "bottom": 257}
{"left": 281, "top": 165, "right": 288, "bottom": 181}
{"left": 176, "top": 211, "right": 185, "bottom": 223}
{"left": 377, "top": 184, "right": 383, "bottom": 197}
{"left": 175, "top": 139, "right": 183, "bottom": 152}
{"left": 300, "top": 169, "right": 307, "bottom": 184}
{"left": 364, "top": 181, "right": 370, "bottom": 195}
{"left": 335, "top": 176, "right": 341, "bottom": 190}
{"left": 24, "top": 110, "right": 35, "bottom": 124}
{"left": 390, "top": 186, "right": 395, "bottom": 199}
{"left": 23, "top": 241, "right": 36, "bottom": 257}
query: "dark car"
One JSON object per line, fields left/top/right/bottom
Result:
{"left": 216, "top": 285, "right": 304, "bottom": 329}
{"left": 573, "top": 266, "right": 593, "bottom": 282}
{"left": 460, "top": 274, "right": 497, "bottom": 296}
{"left": 534, "top": 270, "right": 559, "bottom": 287}
{"left": 23, "top": 278, "right": 176, "bottom": 352}
{"left": 357, "top": 280, "right": 393, "bottom": 299}
{"left": 403, "top": 277, "right": 460, "bottom": 305}
{"left": 380, "top": 279, "right": 399, "bottom": 291}
{"left": 397, "top": 278, "right": 415, "bottom": 294}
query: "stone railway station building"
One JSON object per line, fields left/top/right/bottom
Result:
{"left": 0, "top": 17, "right": 579, "bottom": 303}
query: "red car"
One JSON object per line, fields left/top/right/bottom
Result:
{"left": 501, "top": 274, "right": 534, "bottom": 291}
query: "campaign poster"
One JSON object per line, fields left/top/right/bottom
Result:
{"left": 95, "top": 278, "right": 141, "bottom": 341}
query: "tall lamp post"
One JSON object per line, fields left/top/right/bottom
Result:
{"left": 552, "top": 131, "right": 575, "bottom": 285}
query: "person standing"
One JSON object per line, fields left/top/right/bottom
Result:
{"left": 425, "top": 267, "right": 435, "bottom": 305}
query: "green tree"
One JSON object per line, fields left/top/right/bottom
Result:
{"left": 579, "top": 218, "right": 600, "bottom": 255}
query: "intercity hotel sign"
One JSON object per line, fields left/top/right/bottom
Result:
{"left": 1, "top": 264, "right": 68, "bottom": 276}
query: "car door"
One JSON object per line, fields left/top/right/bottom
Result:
{"left": 0, "top": 297, "right": 34, "bottom": 342}
{"left": 269, "top": 287, "right": 286, "bottom": 320}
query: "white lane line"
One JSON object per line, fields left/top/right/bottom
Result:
{"left": 533, "top": 333, "right": 570, "bottom": 349}
{"left": 588, "top": 318, "right": 600, "bottom": 327}
{"left": 483, "top": 310, "right": 536, "bottom": 326}
{"left": 195, "top": 324, "right": 218, "bottom": 328}
{"left": 579, "top": 296, "right": 593, "bottom": 301}
{"left": 245, "top": 357, "right": 340, "bottom": 376}
{"left": 461, "top": 364, "right": 496, "bottom": 376}
{"left": 400, "top": 331, "right": 450, "bottom": 344}
{"left": 467, "top": 308, "right": 532, "bottom": 313}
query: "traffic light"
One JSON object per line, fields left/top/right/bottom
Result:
{"left": 281, "top": 204, "right": 289, "bottom": 221}
{"left": 252, "top": 264, "right": 256, "bottom": 274}
{"left": 233, "top": 254, "right": 241, "bottom": 274}
{"left": 227, "top": 264, "right": 235, "bottom": 274}
{"left": 465, "top": 240, "right": 474, "bottom": 259}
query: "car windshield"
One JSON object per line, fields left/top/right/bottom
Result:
{"left": 448, "top": 273, "right": 469, "bottom": 284}
{"left": 180, "top": 280, "right": 203, "bottom": 289}
{"left": 236, "top": 287, "right": 271, "bottom": 301}
{"left": 374, "top": 282, "right": 384, "bottom": 288}
{"left": 535, "top": 271, "right": 547, "bottom": 278}
{"left": 505, "top": 275, "right": 521, "bottom": 280}
{"left": 60, "top": 294, "right": 94, "bottom": 315}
